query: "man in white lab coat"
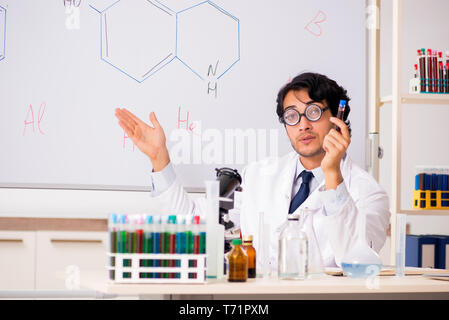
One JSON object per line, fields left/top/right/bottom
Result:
{"left": 115, "top": 72, "right": 390, "bottom": 270}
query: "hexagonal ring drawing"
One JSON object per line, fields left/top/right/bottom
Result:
{"left": 89, "top": 0, "right": 240, "bottom": 82}
{"left": 176, "top": 1, "right": 240, "bottom": 80}
{"left": 0, "top": 5, "right": 6, "bottom": 62}
{"left": 90, "top": 0, "right": 177, "bottom": 83}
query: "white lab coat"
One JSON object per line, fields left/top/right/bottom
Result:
{"left": 149, "top": 151, "right": 391, "bottom": 270}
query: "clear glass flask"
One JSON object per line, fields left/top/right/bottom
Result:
{"left": 341, "top": 209, "right": 382, "bottom": 278}
{"left": 278, "top": 214, "right": 308, "bottom": 280}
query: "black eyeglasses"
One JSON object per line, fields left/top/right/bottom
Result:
{"left": 279, "top": 104, "right": 330, "bottom": 126}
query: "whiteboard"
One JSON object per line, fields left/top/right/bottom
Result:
{"left": 0, "top": 0, "right": 366, "bottom": 191}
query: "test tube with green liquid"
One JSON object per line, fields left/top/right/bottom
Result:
{"left": 153, "top": 215, "right": 162, "bottom": 278}
{"left": 185, "top": 215, "right": 194, "bottom": 278}
{"left": 199, "top": 215, "right": 206, "bottom": 254}
{"left": 176, "top": 215, "right": 186, "bottom": 279}
{"left": 127, "top": 215, "right": 137, "bottom": 256}
{"left": 108, "top": 213, "right": 118, "bottom": 280}
{"left": 119, "top": 214, "right": 131, "bottom": 279}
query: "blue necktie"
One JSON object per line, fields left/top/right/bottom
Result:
{"left": 289, "top": 170, "right": 314, "bottom": 214}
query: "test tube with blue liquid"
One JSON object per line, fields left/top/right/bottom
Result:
{"left": 143, "top": 215, "right": 154, "bottom": 279}
{"left": 167, "top": 215, "right": 177, "bottom": 278}
{"left": 176, "top": 215, "right": 186, "bottom": 279}
{"left": 152, "top": 215, "right": 161, "bottom": 278}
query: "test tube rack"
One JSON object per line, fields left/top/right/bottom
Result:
{"left": 413, "top": 190, "right": 449, "bottom": 210}
{"left": 107, "top": 253, "right": 207, "bottom": 283}
{"left": 413, "top": 168, "right": 449, "bottom": 210}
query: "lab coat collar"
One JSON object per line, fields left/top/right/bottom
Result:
{"left": 295, "top": 157, "right": 324, "bottom": 186}
{"left": 286, "top": 151, "right": 353, "bottom": 211}
{"left": 293, "top": 152, "right": 348, "bottom": 186}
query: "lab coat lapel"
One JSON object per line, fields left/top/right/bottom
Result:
{"left": 340, "top": 154, "right": 352, "bottom": 189}
{"left": 272, "top": 152, "right": 298, "bottom": 227}
{"left": 299, "top": 180, "right": 325, "bottom": 210}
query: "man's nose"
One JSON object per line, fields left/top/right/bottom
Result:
{"left": 297, "top": 115, "right": 312, "bottom": 131}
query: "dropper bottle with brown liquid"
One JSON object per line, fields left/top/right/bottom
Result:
{"left": 228, "top": 239, "right": 248, "bottom": 282}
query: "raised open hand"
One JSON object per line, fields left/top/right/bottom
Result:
{"left": 115, "top": 108, "right": 170, "bottom": 171}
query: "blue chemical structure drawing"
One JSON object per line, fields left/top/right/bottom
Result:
{"left": 176, "top": 1, "right": 240, "bottom": 81}
{"left": 0, "top": 5, "right": 6, "bottom": 62}
{"left": 89, "top": 0, "right": 240, "bottom": 83}
{"left": 90, "top": 0, "right": 176, "bottom": 83}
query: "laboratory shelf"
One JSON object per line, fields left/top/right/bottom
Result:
{"left": 399, "top": 209, "right": 449, "bottom": 216}
{"left": 380, "top": 93, "right": 449, "bottom": 106}
{"left": 379, "top": 0, "right": 449, "bottom": 265}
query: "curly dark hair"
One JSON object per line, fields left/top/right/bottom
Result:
{"left": 276, "top": 72, "right": 351, "bottom": 136}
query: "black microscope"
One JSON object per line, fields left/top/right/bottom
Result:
{"left": 215, "top": 167, "right": 242, "bottom": 253}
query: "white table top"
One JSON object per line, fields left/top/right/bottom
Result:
{"left": 84, "top": 273, "right": 449, "bottom": 297}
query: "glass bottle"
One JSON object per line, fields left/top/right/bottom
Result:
{"left": 278, "top": 214, "right": 308, "bottom": 280}
{"left": 228, "top": 239, "right": 248, "bottom": 282}
{"left": 300, "top": 208, "right": 325, "bottom": 278}
{"left": 242, "top": 235, "right": 256, "bottom": 278}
